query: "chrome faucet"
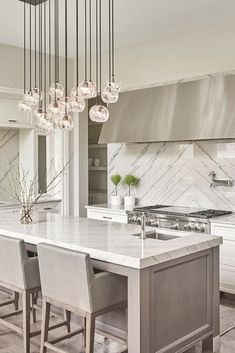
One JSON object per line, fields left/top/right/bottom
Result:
{"left": 209, "top": 171, "right": 233, "bottom": 188}
{"left": 139, "top": 213, "right": 146, "bottom": 239}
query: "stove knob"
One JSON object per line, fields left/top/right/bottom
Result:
{"left": 129, "top": 216, "right": 137, "bottom": 223}
{"left": 153, "top": 221, "right": 159, "bottom": 227}
{"left": 194, "top": 223, "right": 200, "bottom": 232}
{"left": 137, "top": 217, "right": 142, "bottom": 225}
{"left": 199, "top": 225, "right": 206, "bottom": 233}
{"left": 174, "top": 223, "right": 179, "bottom": 230}
{"left": 187, "top": 222, "right": 195, "bottom": 231}
{"left": 184, "top": 224, "right": 188, "bottom": 230}
{"left": 171, "top": 223, "right": 179, "bottom": 230}
{"left": 146, "top": 219, "right": 152, "bottom": 226}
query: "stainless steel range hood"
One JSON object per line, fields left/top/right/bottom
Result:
{"left": 99, "top": 74, "right": 235, "bottom": 144}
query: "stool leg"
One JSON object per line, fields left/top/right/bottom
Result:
{"left": 86, "top": 313, "right": 95, "bottom": 353}
{"left": 31, "top": 292, "right": 37, "bottom": 323}
{"left": 40, "top": 298, "right": 51, "bottom": 353}
{"left": 82, "top": 317, "right": 87, "bottom": 348}
{"left": 22, "top": 290, "right": 31, "bottom": 353}
{"left": 14, "top": 291, "right": 19, "bottom": 311}
{"left": 65, "top": 310, "right": 71, "bottom": 333}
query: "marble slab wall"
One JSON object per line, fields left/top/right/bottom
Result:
{"left": 108, "top": 141, "right": 235, "bottom": 211}
{"left": 0, "top": 128, "right": 19, "bottom": 201}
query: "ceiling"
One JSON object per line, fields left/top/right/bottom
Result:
{"left": 1, "top": 0, "right": 235, "bottom": 58}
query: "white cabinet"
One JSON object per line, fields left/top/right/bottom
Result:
{"left": 0, "top": 97, "right": 32, "bottom": 128}
{"left": 87, "top": 208, "right": 127, "bottom": 224}
{"left": 211, "top": 222, "right": 235, "bottom": 294}
{"left": 0, "top": 201, "right": 61, "bottom": 215}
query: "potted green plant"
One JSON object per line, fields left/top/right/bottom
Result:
{"left": 124, "top": 174, "right": 139, "bottom": 207}
{"left": 110, "top": 174, "right": 123, "bottom": 206}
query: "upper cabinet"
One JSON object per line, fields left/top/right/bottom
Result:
{"left": 0, "top": 88, "right": 33, "bottom": 129}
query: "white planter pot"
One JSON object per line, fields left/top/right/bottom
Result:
{"left": 124, "top": 196, "right": 135, "bottom": 207}
{"left": 111, "top": 195, "right": 123, "bottom": 206}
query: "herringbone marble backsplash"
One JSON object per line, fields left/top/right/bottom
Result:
{"left": 108, "top": 141, "right": 235, "bottom": 210}
{"left": 0, "top": 128, "right": 19, "bottom": 201}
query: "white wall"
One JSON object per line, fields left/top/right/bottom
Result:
{"left": 114, "top": 18, "right": 235, "bottom": 90}
{"left": 0, "top": 43, "right": 74, "bottom": 91}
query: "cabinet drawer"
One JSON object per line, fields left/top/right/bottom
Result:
{"left": 35, "top": 203, "right": 60, "bottom": 213}
{"left": 87, "top": 209, "right": 127, "bottom": 224}
{"left": 211, "top": 224, "right": 235, "bottom": 241}
{"left": 220, "top": 265, "right": 235, "bottom": 294}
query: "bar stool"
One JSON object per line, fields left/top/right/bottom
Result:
{"left": 0, "top": 235, "right": 41, "bottom": 353}
{"left": 38, "top": 243, "right": 128, "bottom": 353}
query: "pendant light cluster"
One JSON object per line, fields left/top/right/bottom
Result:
{"left": 18, "top": 0, "right": 120, "bottom": 133}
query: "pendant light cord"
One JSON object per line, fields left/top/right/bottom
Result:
{"left": 109, "top": 0, "right": 111, "bottom": 83}
{"left": 65, "top": 0, "right": 68, "bottom": 98}
{"left": 44, "top": 0, "right": 47, "bottom": 111}
{"left": 54, "top": 0, "right": 59, "bottom": 85}
{"left": 99, "top": 0, "right": 101, "bottom": 104}
{"left": 95, "top": 0, "right": 98, "bottom": 104}
{"left": 111, "top": 0, "right": 115, "bottom": 82}
{"left": 39, "top": 2, "right": 42, "bottom": 107}
{"left": 29, "top": 2, "right": 32, "bottom": 91}
{"left": 89, "top": 0, "right": 92, "bottom": 82}
{"left": 34, "top": 4, "right": 37, "bottom": 89}
{"left": 84, "top": 0, "right": 87, "bottom": 81}
{"left": 76, "top": 0, "right": 79, "bottom": 87}
{"left": 49, "top": 0, "right": 51, "bottom": 89}
{"left": 23, "top": 1, "right": 26, "bottom": 94}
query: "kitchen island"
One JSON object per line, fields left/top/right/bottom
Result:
{"left": 0, "top": 212, "right": 222, "bottom": 353}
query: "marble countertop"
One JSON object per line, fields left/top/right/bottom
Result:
{"left": 210, "top": 213, "right": 235, "bottom": 226}
{"left": 0, "top": 212, "right": 222, "bottom": 269}
{"left": 85, "top": 203, "right": 132, "bottom": 214}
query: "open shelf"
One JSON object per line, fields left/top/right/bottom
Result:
{"left": 88, "top": 144, "right": 106, "bottom": 149}
{"left": 89, "top": 167, "right": 107, "bottom": 171}
{"left": 89, "top": 189, "right": 107, "bottom": 196}
{"left": 88, "top": 98, "right": 107, "bottom": 205}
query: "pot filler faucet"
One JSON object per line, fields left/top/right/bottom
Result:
{"left": 209, "top": 171, "right": 233, "bottom": 188}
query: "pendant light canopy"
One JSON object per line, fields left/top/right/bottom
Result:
{"left": 19, "top": 0, "right": 120, "bottom": 132}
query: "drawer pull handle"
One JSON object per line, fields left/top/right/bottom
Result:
{"left": 43, "top": 207, "right": 52, "bottom": 210}
{"left": 102, "top": 216, "right": 112, "bottom": 220}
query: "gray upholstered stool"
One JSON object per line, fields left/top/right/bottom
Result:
{"left": 0, "top": 235, "right": 41, "bottom": 353}
{"left": 38, "top": 243, "right": 128, "bottom": 353}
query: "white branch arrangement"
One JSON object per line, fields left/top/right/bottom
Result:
{"left": 0, "top": 159, "right": 70, "bottom": 223}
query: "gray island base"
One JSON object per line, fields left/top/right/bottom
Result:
{"left": 0, "top": 213, "right": 222, "bottom": 353}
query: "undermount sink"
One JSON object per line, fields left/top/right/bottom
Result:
{"left": 132, "top": 231, "right": 179, "bottom": 241}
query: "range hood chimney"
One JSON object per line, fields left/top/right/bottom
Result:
{"left": 99, "top": 74, "right": 235, "bottom": 144}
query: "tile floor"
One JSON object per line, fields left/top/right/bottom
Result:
{"left": 0, "top": 291, "right": 235, "bottom": 352}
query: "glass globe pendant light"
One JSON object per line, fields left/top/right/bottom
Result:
{"left": 90, "top": 104, "right": 109, "bottom": 122}
{"left": 47, "top": 100, "right": 63, "bottom": 119}
{"left": 78, "top": 0, "right": 96, "bottom": 99}
{"left": 18, "top": 100, "right": 32, "bottom": 112}
{"left": 49, "top": 82, "right": 64, "bottom": 99}
{"left": 70, "top": 95, "right": 86, "bottom": 113}
{"left": 58, "top": 0, "right": 74, "bottom": 131}
{"left": 89, "top": 0, "right": 110, "bottom": 123}
{"left": 102, "top": 0, "right": 120, "bottom": 104}
{"left": 101, "top": 83, "right": 119, "bottom": 104}
{"left": 36, "top": 1, "right": 54, "bottom": 135}
{"left": 69, "top": 0, "right": 86, "bottom": 113}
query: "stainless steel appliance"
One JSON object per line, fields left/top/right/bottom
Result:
{"left": 127, "top": 205, "right": 232, "bottom": 234}
{"left": 99, "top": 74, "right": 235, "bottom": 144}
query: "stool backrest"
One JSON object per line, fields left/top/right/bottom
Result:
{"left": 38, "top": 243, "right": 95, "bottom": 312}
{"left": 0, "top": 235, "right": 29, "bottom": 289}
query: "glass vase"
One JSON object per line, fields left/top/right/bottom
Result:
{"left": 20, "top": 207, "right": 33, "bottom": 224}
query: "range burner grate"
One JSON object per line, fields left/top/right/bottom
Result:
{"left": 188, "top": 209, "right": 232, "bottom": 219}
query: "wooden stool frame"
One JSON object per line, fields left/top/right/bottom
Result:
{"left": 40, "top": 296, "right": 128, "bottom": 353}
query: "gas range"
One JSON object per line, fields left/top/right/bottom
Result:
{"left": 127, "top": 205, "right": 232, "bottom": 233}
